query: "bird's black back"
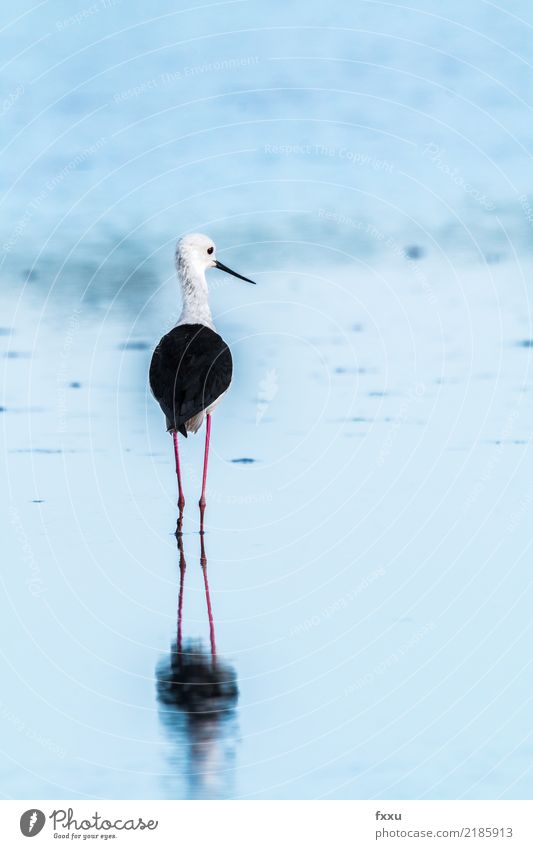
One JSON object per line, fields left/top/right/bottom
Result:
{"left": 149, "top": 323, "right": 232, "bottom": 437}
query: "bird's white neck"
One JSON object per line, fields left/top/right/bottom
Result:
{"left": 177, "top": 261, "right": 215, "bottom": 330}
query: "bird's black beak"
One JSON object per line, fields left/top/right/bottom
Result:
{"left": 214, "top": 259, "right": 256, "bottom": 284}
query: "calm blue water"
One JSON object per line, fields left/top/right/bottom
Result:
{"left": 1, "top": 0, "right": 532, "bottom": 799}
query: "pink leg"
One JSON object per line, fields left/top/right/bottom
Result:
{"left": 200, "top": 534, "right": 217, "bottom": 659}
{"left": 173, "top": 431, "right": 185, "bottom": 532}
{"left": 176, "top": 533, "right": 186, "bottom": 656}
{"left": 199, "top": 413, "right": 211, "bottom": 533}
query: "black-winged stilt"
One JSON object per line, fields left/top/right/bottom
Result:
{"left": 149, "top": 233, "right": 255, "bottom": 532}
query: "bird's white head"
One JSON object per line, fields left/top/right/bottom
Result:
{"left": 175, "top": 233, "right": 217, "bottom": 279}
{"left": 175, "top": 233, "right": 255, "bottom": 329}
{"left": 176, "top": 233, "right": 256, "bottom": 285}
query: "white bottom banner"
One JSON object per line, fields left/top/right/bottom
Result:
{"left": 2, "top": 800, "right": 532, "bottom": 848}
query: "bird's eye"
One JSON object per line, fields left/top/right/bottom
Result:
{"left": 207, "top": 247, "right": 214, "bottom": 255}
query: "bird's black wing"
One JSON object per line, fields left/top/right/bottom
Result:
{"left": 149, "top": 323, "right": 233, "bottom": 437}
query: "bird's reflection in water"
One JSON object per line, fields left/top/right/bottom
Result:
{"left": 156, "top": 534, "right": 239, "bottom": 799}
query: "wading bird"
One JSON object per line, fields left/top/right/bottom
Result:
{"left": 149, "top": 233, "right": 255, "bottom": 532}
